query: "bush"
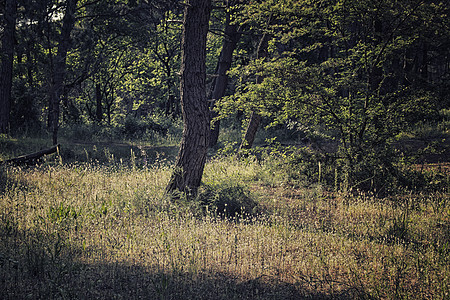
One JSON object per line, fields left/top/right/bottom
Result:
{"left": 254, "top": 145, "right": 336, "bottom": 188}
{"left": 283, "top": 147, "right": 334, "bottom": 186}
{"left": 259, "top": 144, "right": 408, "bottom": 195}
{"left": 395, "top": 165, "right": 450, "bottom": 193}
{"left": 0, "top": 135, "right": 15, "bottom": 160}
{"left": 60, "top": 123, "right": 98, "bottom": 141}
{"left": 122, "top": 114, "right": 183, "bottom": 143}
{"left": 123, "top": 116, "right": 166, "bottom": 138}
{"left": 197, "top": 182, "right": 258, "bottom": 219}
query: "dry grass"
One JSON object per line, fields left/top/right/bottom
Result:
{"left": 0, "top": 156, "right": 449, "bottom": 299}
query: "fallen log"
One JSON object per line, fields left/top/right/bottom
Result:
{"left": 0, "top": 144, "right": 60, "bottom": 165}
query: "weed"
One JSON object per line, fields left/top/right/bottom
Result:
{"left": 0, "top": 149, "right": 448, "bottom": 299}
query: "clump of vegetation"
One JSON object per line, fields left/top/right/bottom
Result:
{"left": 0, "top": 147, "right": 448, "bottom": 299}
{"left": 197, "top": 182, "right": 257, "bottom": 219}
{"left": 0, "top": 0, "right": 449, "bottom": 298}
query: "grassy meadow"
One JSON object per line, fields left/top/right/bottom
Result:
{"left": 0, "top": 138, "right": 449, "bottom": 299}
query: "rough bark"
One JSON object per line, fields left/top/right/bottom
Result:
{"left": 166, "top": 0, "right": 212, "bottom": 196}
{"left": 0, "top": 0, "right": 17, "bottom": 134}
{"left": 238, "top": 33, "right": 270, "bottom": 152}
{"left": 48, "top": 0, "right": 78, "bottom": 145}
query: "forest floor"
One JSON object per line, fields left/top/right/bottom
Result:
{"left": 1, "top": 134, "right": 449, "bottom": 299}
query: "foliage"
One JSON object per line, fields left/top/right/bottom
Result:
{"left": 5, "top": 0, "right": 185, "bottom": 141}
{"left": 4, "top": 0, "right": 447, "bottom": 196}
{"left": 217, "top": 0, "right": 449, "bottom": 192}
{"left": 123, "top": 115, "right": 169, "bottom": 139}
{"left": 1, "top": 1, "right": 449, "bottom": 297}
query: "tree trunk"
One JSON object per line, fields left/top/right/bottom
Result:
{"left": 26, "top": 40, "right": 34, "bottom": 88}
{"left": 369, "top": 17, "right": 383, "bottom": 95}
{"left": 209, "top": 5, "right": 239, "bottom": 147}
{"left": 239, "top": 111, "right": 262, "bottom": 151}
{"left": 0, "top": 0, "right": 17, "bottom": 134}
{"left": 1, "top": 144, "right": 60, "bottom": 165}
{"left": 238, "top": 33, "right": 269, "bottom": 152}
{"left": 420, "top": 42, "right": 428, "bottom": 81}
{"left": 48, "top": 0, "right": 78, "bottom": 145}
{"left": 95, "top": 83, "right": 103, "bottom": 122}
{"left": 166, "top": 0, "right": 212, "bottom": 196}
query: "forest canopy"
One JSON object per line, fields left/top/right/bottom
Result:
{"left": 1, "top": 2, "right": 449, "bottom": 298}
{"left": 0, "top": 0, "right": 449, "bottom": 192}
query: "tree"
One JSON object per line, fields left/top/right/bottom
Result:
{"left": 10, "top": 0, "right": 54, "bottom": 132}
{"left": 149, "top": 12, "right": 183, "bottom": 117}
{"left": 166, "top": 0, "right": 212, "bottom": 196}
{"left": 48, "top": 0, "right": 78, "bottom": 145}
{"left": 218, "top": 0, "right": 450, "bottom": 191}
{"left": 213, "top": 0, "right": 274, "bottom": 152}
{"left": 0, "top": 0, "right": 17, "bottom": 134}
{"left": 208, "top": 0, "right": 240, "bottom": 147}
{"left": 4, "top": 0, "right": 183, "bottom": 137}
{"left": 238, "top": 32, "right": 269, "bottom": 152}
{"left": 64, "top": 0, "right": 181, "bottom": 128}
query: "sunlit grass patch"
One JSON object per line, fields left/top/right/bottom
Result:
{"left": 1, "top": 157, "right": 449, "bottom": 299}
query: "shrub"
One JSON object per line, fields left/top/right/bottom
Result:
{"left": 122, "top": 115, "right": 172, "bottom": 140}
{"left": 261, "top": 144, "right": 407, "bottom": 195}
{"left": 197, "top": 182, "right": 258, "bottom": 219}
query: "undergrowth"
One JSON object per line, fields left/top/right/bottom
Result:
{"left": 0, "top": 149, "right": 449, "bottom": 299}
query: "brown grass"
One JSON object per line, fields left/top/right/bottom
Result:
{"left": 0, "top": 157, "right": 449, "bottom": 299}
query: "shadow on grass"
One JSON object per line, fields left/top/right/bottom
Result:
{"left": 0, "top": 136, "right": 179, "bottom": 167}
{"left": 1, "top": 263, "right": 360, "bottom": 300}
{"left": 0, "top": 227, "right": 362, "bottom": 300}
{"left": 60, "top": 141, "right": 179, "bottom": 166}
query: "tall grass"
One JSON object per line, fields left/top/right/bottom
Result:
{"left": 0, "top": 154, "right": 449, "bottom": 299}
